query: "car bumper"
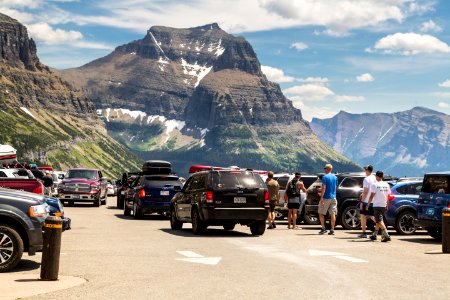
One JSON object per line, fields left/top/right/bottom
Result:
{"left": 202, "top": 207, "right": 268, "bottom": 223}
{"left": 28, "top": 226, "right": 44, "bottom": 255}
{"left": 415, "top": 219, "right": 441, "bottom": 229}
{"left": 60, "top": 193, "right": 98, "bottom": 201}
{"left": 140, "top": 201, "right": 171, "bottom": 213}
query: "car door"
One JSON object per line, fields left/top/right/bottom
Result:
{"left": 177, "top": 177, "right": 194, "bottom": 220}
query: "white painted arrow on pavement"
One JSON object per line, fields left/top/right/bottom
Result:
{"left": 176, "top": 251, "right": 222, "bottom": 265}
{"left": 309, "top": 249, "right": 368, "bottom": 263}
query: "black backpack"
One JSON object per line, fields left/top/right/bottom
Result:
{"left": 286, "top": 178, "right": 300, "bottom": 198}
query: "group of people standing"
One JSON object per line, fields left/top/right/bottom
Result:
{"left": 264, "top": 163, "right": 392, "bottom": 242}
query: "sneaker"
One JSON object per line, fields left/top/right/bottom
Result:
{"left": 272, "top": 222, "right": 276, "bottom": 229}
{"left": 319, "top": 228, "right": 327, "bottom": 235}
{"left": 370, "top": 234, "right": 377, "bottom": 241}
{"left": 328, "top": 230, "right": 335, "bottom": 235}
{"left": 267, "top": 224, "right": 273, "bottom": 229}
{"left": 359, "top": 233, "right": 367, "bottom": 238}
{"left": 381, "top": 235, "right": 391, "bottom": 242}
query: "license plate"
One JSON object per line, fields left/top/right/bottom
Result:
{"left": 426, "top": 208, "right": 435, "bottom": 215}
{"left": 160, "top": 191, "right": 170, "bottom": 196}
{"left": 234, "top": 197, "right": 246, "bottom": 203}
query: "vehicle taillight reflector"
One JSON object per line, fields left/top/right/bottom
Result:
{"left": 206, "top": 191, "right": 214, "bottom": 203}
{"left": 388, "top": 193, "right": 395, "bottom": 201}
{"left": 264, "top": 190, "right": 269, "bottom": 204}
{"left": 139, "top": 189, "right": 146, "bottom": 198}
{"left": 32, "top": 184, "right": 43, "bottom": 195}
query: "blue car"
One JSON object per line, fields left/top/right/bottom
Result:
{"left": 416, "top": 172, "right": 450, "bottom": 240}
{"left": 385, "top": 180, "right": 422, "bottom": 235}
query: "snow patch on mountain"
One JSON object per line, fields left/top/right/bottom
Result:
{"left": 180, "top": 58, "right": 212, "bottom": 87}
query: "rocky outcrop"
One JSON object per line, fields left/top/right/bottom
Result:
{"left": 310, "top": 107, "right": 450, "bottom": 175}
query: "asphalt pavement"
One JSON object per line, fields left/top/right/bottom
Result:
{"left": 3, "top": 197, "right": 450, "bottom": 300}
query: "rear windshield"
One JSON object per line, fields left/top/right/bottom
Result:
{"left": 67, "top": 170, "right": 98, "bottom": 179}
{"left": 277, "top": 177, "right": 290, "bottom": 189}
{"left": 212, "top": 172, "right": 265, "bottom": 189}
{"left": 422, "top": 175, "right": 450, "bottom": 194}
{"left": 144, "top": 176, "right": 182, "bottom": 188}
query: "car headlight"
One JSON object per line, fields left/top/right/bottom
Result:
{"left": 90, "top": 184, "right": 100, "bottom": 191}
{"left": 29, "top": 204, "right": 49, "bottom": 217}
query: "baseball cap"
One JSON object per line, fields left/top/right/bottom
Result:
{"left": 324, "top": 163, "right": 333, "bottom": 170}
{"left": 375, "top": 170, "right": 384, "bottom": 178}
{"left": 294, "top": 172, "right": 301, "bottom": 177}
{"left": 363, "top": 165, "right": 373, "bottom": 172}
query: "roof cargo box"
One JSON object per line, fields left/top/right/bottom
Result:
{"left": 142, "top": 160, "right": 172, "bottom": 175}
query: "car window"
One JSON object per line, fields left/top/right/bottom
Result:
{"left": 0, "top": 171, "right": 6, "bottom": 178}
{"left": 340, "top": 177, "right": 363, "bottom": 188}
{"left": 396, "top": 185, "right": 408, "bottom": 194}
{"left": 212, "top": 172, "right": 265, "bottom": 189}
{"left": 144, "top": 176, "right": 183, "bottom": 188}
{"left": 277, "top": 177, "right": 290, "bottom": 190}
{"left": 67, "top": 170, "right": 98, "bottom": 179}
{"left": 422, "top": 175, "right": 450, "bottom": 194}
{"left": 183, "top": 177, "right": 194, "bottom": 191}
{"left": 411, "top": 183, "right": 422, "bottom": 195}
{"left": 302, "top": 177, "right": 318, "bottom": 189}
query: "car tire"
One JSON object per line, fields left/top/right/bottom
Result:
{"left": 170, "top": 207, "right": 183, "bottom": 230}
{"left": 275, "top": 210, "right": 286, "bottom": 220}
{"left": 426, "top": 228, "right": 442, "bottom": 240}
{"left": 123, "top": 202, "right": 131, "bottom": 216}
{"left": 133, "top": 201, "right": 143, "bottom": 219}
{"left": 93, "top": 196, "right": 101, "bottom": 207}
{"left": 223, "top": 223, "right": 236, "bottom": 231}
{"left": 117, "top": 195, "right": 124, "bottom": 209}
{"left": 67, "top": 201, "right": 74, "bottom": 207}
{"left": 395, "top": 210, "right": 417, "bottom": 235}
{"left": 101, "top": 198, "right": 106, "bottom": 205}
{"left": 191, "top": 208, "right": 206, "bottom": 235}
{"left": 303, "top": 214, "right": 320, "bottom": 225}
{"left": 340, "top": 205, "right": 360, "bottom": 230}
{"left": 250, "top": 220, "right": 266, "bottom": 236}
{"left": 0, "top": 225, "right": 24, "bottom": 273}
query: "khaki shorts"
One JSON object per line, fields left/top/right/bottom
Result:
{"left": 318, "top": 198, "right": 337, "bottom": 216}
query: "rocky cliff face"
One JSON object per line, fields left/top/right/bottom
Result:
{"left": 310, "top": 107, "right": 450, "bottom": 176}
{"left": 60, "top": 23, "right": 358, "bottom": 174}
{"left": 0, "top": 13, "right": 141, "bottom": 176}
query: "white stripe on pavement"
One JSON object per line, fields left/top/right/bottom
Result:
{"left": 176, "top": 251, "right": 204, "bottom": 258}
{"left": 309, "top": 249, "right": 348, "bottom": 256}
{"left": 333, "top": 255, "right": 368, "bottom": 263}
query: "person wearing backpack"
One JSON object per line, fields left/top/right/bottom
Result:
{"left": 285, "top": 172, "right": 307, "bottom": 229}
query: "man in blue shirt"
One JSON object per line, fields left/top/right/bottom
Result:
{"left": 318, "top": 163, "right": 338, "bottom": 235}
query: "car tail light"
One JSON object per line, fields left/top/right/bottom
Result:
{"left": 139, "top": 189, "right": 146, "bottom": 198}
{"left": 205, "top": 191, "right": 214, "bottom": 204}
{"left": 264, "top": 190, "right": 269, "bottom": 205}
{"left": 32, "top": 184, "right": 43, "bottom": 195}
{"left": 388, "top": 193, "right": 395, "bottom": 201}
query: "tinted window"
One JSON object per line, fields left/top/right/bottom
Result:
{"left": 67, "top": 170, "right": 97, "bottom": 179}
{"left": 302, "top": 177, "right": 318, "bottom": 189}
{"left": 0, "top": 171, "right": 6, "bottom": 178}
{"left": 396, "top": 185, "right": 408, "bottom": 194}
{"left": 340, "top": 177, "right": 364, "bottom": 188}
{"left": 277, "top": 177, "right": 290, "bottom": 189}
{"left": 190, "top": 174, "right": 207, "bottom": 190}
{"left": 144, "top": 176, "right": 182, "bottom": 188}
{"left": 422, "top": 175, "right": 450, "bottom": 194}
{"left": 212, "top": 172, "right": 264, "bottom": 189}
{"left": 411, "top": 183, "right": 422, "bottom": 195}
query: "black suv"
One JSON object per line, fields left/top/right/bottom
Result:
{"left": 170, "top": 169, "right": 269, "bottom": 235}
{"left": 305, "top": 173, "right": 366, "bottom": 230}
{"left": 0, "top": 188, "right": 49, "bottom": 272}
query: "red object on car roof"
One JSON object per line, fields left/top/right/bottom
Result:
{"left": 254, "top": 170, "right": 268, "bottom": 175}
{"left": 38, "top": 166, "right": 53, "bottom": 171}
{"left": 189, "top": 165, "right": 223, "bottom": 173}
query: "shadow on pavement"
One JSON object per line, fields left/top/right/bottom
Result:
{"left": 160, "top": 228, "right": 254, "bottom": 238}
{"left": 114, "top": 214, "right": 169, "bottom": 221}
{"left": 398, "top": 237, "right": 441, "bottom": 245}
{"left": 8, "top": 260, "right": 40, "bottom": 273}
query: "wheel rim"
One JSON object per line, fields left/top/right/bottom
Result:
{"left": 0, "top": 232, "right": 14, "bottom": 264}
{"left": 345, "top": 208, "right": 360, "bottom": 228}
{"left": 400, "top": 213, "right": 416, "bottom": 234}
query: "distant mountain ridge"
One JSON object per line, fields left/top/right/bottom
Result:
{"left": 59, "top": 23, "right": 359, "bottom": 174}
{"left": 310, "top": 107, "right": 450, "bottom": 176}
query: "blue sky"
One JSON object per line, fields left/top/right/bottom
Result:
{"left": 2, "top": 0, "right": 450, "bottom": 120}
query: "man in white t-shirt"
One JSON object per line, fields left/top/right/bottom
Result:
{"left": 367, "top": 171, "right": 391, "bottom": 242}
{"left": 358, "top": 165, "right": 376, "bottom": 238}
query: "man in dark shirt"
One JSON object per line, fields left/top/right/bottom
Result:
{"left": 42, "top": 171, "right": 54, "bottom": 196}
{"left": 266, "top": 171, "right": 280, "bottom": 229}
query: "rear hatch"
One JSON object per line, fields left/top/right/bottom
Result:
{"left": 143, "top": 175, "right": 182, "bottom": 202}
{"left": 211, "top": 171, "right": 265, "bottom": 208}
{"left": 306, "top": 176, "right": 323, "bottom": 205}
{"left": 417, "top": 174, "right": 450, "bottom": 221}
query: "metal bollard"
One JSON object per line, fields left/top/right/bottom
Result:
{"left": 40, "top": 216, "right": 63, "bottom": 280}
{"left": 442, "top": 207, "right": 450, "bottom": 254}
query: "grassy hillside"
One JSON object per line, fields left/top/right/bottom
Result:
{"left": 0, "top": 107, "right": 142, "bottom": 178}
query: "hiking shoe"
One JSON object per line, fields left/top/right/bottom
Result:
{"left": 272, "top": 222, "right": 276, "bottom": 229}
{"left": 359, "top": 233, "right": 367, "bottom": 238}
{"left": 328, "top": 230, "right": 335, "bottom": 235}
{"left": 319, "top": 228, "right": 327, "bottom": 235}
{"left": 370, "top": 234, "right": 377, "bottom": 241}
{"left": 381, "top": 235, "right": 391, "bottom": 242}
{"left": 267, "top": 224, "right": 273, "bottom": 229}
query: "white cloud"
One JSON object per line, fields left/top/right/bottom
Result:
{"left": 335, "top": 95, "right": 365, "bottom": 102}
{"left": 261, "top": 65, "right": 296, "bottom": 83}
{"left": 420, "top": 20, "right": 442, "bottom": 33}
{"left": 408, "top": 2, "right": 435, "bottom": 14}
{"left": 438, "top": 102, "right": 450, "bottom": 109}
{"left": 438, "top": 80, "right": 450, "bottom": 88}
{"left": 356, "top": 73, "right": 374, "bottom": 82}
{"left": 290, "top": 97, "right": 337, "bottom": 122}
{"left": 290, "top": 42, "right": 308, "bottom": 51}
{"left": 0, "top": 7, "right": 34, "bottom": 23}
{"left": 371, "top": 32, "right": 450, "bottom": 55}
{"left": 284, "top": 84, "right": 334, "bottom": 101}
{"left": 297, "top": 77, "right": 329, "bottom": 84}
{"left": 28, "top": 23, "right": 82, "bottom": 44}
{"left": 0, "top": 0, "right": 42, "bottom": 9}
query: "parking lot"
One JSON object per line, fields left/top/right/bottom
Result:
{"left": 3, "top": 197, "right": 450, "bottom": 300}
